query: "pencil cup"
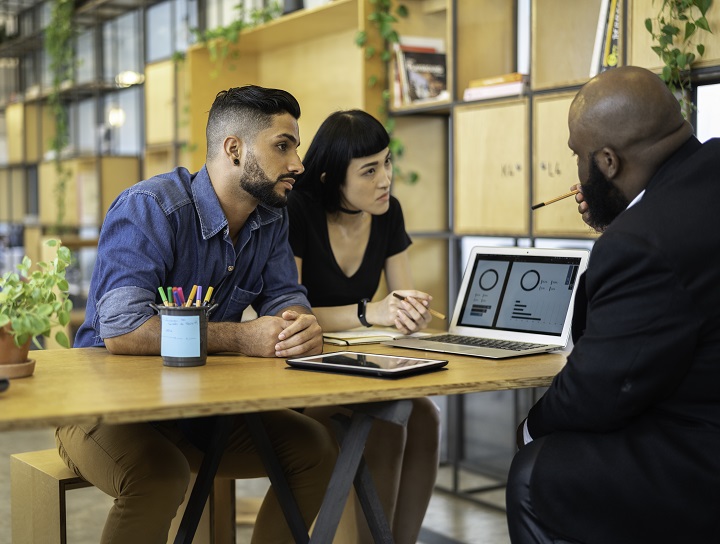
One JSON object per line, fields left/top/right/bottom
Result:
{"left": 151, "top": 304, "right": 208, "bottom": 367}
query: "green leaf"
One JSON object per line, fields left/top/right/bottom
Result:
{"left": 355, "top": 30, "right": 367, "bottom": 47}
{"left": 661, "top": 24, "right": 681, "bottom": 36}
{"left": 368, "top": 75, "right": 378, "bottom": 87}
{"left": 697, "top": 44, "right": 705, "bottom": 56}
{"left": 696, "top": 16, "right": 711, "bottom": 32}
{"left": 684, "top": 21, "right": 696, "bottom": 39}
{"left": 695, "top": 0, "right": 712, "bottom": 16}
{"left": 645, "top": 18, "right": 653, "bottom": 33}
{"left": 661, "top": 64, "right": 672, "bottom": 82}
{"left": 55, "top": 331, "right": 70, "bottom": 348}
{"left": 677, "top": 53, "right": 688, "bottom": 68}
{"left": 396, "top": 4, "right": 409, "bottom": 18}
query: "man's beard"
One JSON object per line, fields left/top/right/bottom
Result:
{"left": 239, "top": 150, "right": 294, "bottom": 208}
{"left": 581, "top": 154, "right": 630, "bottom": 232}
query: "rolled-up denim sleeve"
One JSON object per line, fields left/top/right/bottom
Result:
{"left": 96, "top": 285, "right": 156, "bottom": 339}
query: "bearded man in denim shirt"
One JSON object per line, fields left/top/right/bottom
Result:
{"left": 56, "top": 85, "right": 337, "bottom": 544}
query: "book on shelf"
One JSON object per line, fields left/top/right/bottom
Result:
{"left": 393, "top": 36, "right": 448, "bottom": 107}
{"left": 467, "top": 72, "right": 527, "bottom": 88}
{"left": 462, "top": 79, "right": 528, "bottom": 101}
{"left": 590, "top": 0, "right": 621, "bottom": 77}
{"left": 323, "top": 328, "right": 431, "bottom": 346}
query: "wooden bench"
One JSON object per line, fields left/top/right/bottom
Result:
{"left": 10, "top": 448, "right": 235, "bottom": 544}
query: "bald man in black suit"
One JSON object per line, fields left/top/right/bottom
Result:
{"left": 507, "top": 66, "right": 720, "bottom": 543}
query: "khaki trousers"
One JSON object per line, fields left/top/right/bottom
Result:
{"left": 56, "top": 410, "right": 338, "bottom": 544}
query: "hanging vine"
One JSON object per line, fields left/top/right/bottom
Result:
{"left": 356, "top": 0, "right": 418, "bottom": 184}
{"left": 45, "top": 0, "right": 75, "bottom": 230}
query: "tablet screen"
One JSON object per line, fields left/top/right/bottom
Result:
{"left": 286, "top": 351, "right": 448, "bottom": 377}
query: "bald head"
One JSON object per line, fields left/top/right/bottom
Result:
{"left": 568, "top": 66, "right": 693, "bottom": 202}
{"left": 570, "top": 66, "right": 689, "bottom": 153}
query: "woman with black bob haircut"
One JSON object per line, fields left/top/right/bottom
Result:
{"left": 288, "top": 109, "right": 440, "bottom": 543}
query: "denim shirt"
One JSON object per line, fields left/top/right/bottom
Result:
{"left": 74, "top": 165, "right": 309, "bottom": 348}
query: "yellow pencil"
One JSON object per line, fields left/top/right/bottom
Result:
{"left": 531, "top": 189, "right": 580, "bottom": 210}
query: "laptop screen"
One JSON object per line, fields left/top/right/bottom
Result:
{"left": 456, "top": 253, "right": 582, "bottom": 337}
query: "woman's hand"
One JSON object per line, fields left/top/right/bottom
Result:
{"left": 367, "top": 290, "right": 433, "bottom": 335}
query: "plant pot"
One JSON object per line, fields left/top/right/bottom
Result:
{"left": 0, "top": 359, "right": 36, "bottom": 379}
{"left": 0, "top": 325, "right": 32, "bottom": 366}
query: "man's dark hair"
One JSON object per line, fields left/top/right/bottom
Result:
{"left": 294, "top": 109, "right": 390, "bottom": 212}
{"left": 206, "top": 85, "right": 301, "bottom": 160}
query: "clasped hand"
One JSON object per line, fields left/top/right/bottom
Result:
{"left": 241, "top": 311, "right": 323, "bottom": 358}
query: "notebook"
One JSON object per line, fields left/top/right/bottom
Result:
{"left": 386, "top": 246, "right": 590, "bottom": 359}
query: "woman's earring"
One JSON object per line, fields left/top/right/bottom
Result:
{"left": 233, "top": 158, "right": 240, "bottom": 166}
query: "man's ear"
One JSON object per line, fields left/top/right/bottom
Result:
{"left": 223, "top": 136, "right": 244, "bottom": 164}
{"left": 320, "top": 172, "right": 326, "bottom": 184}
{"left": 595, "top": 147, "right": 620, "bottom": 179}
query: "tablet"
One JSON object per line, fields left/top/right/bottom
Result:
{"left": 286, "top": 351, "right": 448, "bottom": 378}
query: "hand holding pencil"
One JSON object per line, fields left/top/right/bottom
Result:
{"left": 393, "top": 292, "right": 446, "bottom": 320}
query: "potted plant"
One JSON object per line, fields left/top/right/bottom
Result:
{"left": 0, "top": 239, "right": 73, "bottom": 377}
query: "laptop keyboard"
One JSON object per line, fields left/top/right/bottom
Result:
{"left": 421, "top": 334, "right": 545, "bottom": 352}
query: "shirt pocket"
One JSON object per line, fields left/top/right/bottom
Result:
{"left": 219, "top": 279, "right": 264, "bottom": 321}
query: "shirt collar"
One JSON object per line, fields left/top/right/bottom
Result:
{"left": 627, "top": 189, "right": 645, "bottom": 209}
{"left": 191, "top": 165, "right": 284, "bottom": 240}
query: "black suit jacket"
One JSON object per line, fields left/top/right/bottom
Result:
{"left": 524, "top": 137, "right": 720, "bottom": 543}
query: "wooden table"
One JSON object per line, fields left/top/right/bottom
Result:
{"left": 0, "top": 345, "right": 566, "bottom": 542}
{"left": 0, "top": 345, "right": 565, "bottom": 430}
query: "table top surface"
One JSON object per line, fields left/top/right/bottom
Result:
{"left": 0, "top": 344, "right": 567, "bottom": 431}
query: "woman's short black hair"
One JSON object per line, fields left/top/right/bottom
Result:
{"left": 294, "top": 109, "right": 390, "bottom": 212}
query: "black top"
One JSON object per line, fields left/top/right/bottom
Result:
{"left": 287, "top": 190, "right": 411, "bottom": 307}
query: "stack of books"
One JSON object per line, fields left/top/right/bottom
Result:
{"left": 393, "top": 36, "right": 449, "bottom": 107}
{"left": 462, "top": 72, "right": 529, "bottom": 102}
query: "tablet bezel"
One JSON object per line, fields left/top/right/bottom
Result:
{"left": 286, "top": 351, "right": 448, "bottom": 378}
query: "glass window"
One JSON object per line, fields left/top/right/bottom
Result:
{"left": 104, "top": 11, "right": 142, "bottom": 84}
{"left": 177, "top": 0, "right": 198, "bottom": 53}
{"left": 40, "top": 48, "right": 52, "bottom": 90}
{"left": 0, "top": 58, "right": 20, "bottom": 104}
{"left": 146, "top": 0, "right": 173, "bottom": 62}
{"left": 0, "top": 111, "right": 7, "bottom": 165}
{"left": 696, "top": 83, "right": 720, "bottom": 143}
{"left": 39, "top": 1, "right": 52, "bottom": 29}
{"left": 70, "top": 98, "right": 98, "bottom": 155}
{"left": 22, "top": 51, "right": 40, "bottom": 95}
{"left": 19, "top": 8, "right": 34, "bottom": 37}
{"left": 76, "top": 29, "right": 96, "bottom": 85}
{"left": 102, "top": 87, "right": 142, "bottom": 155}
{"left": 205, "top": 0, "right": 220, "bottom": 30}
{"left": 26, "top": 165, "right": 39, "bottom": 218}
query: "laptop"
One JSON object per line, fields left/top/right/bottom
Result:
{"left": 386, "top": 246, "right": 590, "bottom": 359}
